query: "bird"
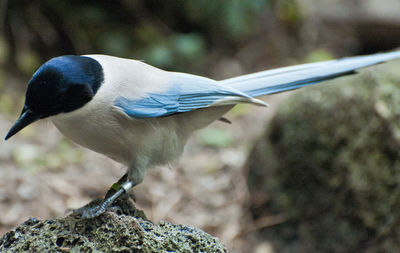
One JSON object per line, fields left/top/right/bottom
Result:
{"left": 5, "top": 50, "right": 400, "bottom": 218}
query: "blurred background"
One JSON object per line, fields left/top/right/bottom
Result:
{"left": 1, "top": 0, "right": 400, "bottom": 252}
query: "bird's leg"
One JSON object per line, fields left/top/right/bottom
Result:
{"left": 73, "top": 173, "right": 136, "bottom": 219}
{"left": 105, "top": 173, "right": 128, "bottom": 198}
{"left": 73, "top": 165, "right": 146, "bottom": 219}
{"left": 87, "top": 181, "right": 134, "bottom": 217}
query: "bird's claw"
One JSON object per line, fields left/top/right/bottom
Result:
{"left": 72, "top": 198, "right": 110, "bottom": 219}
{"left": 80, "top": 205, "right": 107, "bottom": 219}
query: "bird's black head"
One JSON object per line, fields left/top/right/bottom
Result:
{"left": 5, "top": 55, "right": 104, "bottom": 140}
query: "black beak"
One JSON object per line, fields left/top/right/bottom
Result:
{"left": 5, "top": 106, "right": 39, "bottom": 140}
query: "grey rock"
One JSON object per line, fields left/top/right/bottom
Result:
{"left": 0, "top": 199, "right": 227, "bottom": 253}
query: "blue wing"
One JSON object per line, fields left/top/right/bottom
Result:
{"left": 114, "top": 73, "right": 266, "bottom": 119}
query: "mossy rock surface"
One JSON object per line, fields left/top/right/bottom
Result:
{"left": 247, "top": 60, "right": 400, "bottom": 252}
{"left": 0, "top": 200, "right": 226, "bottom": 253}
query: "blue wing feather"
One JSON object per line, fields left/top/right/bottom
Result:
{"left": 114, "top": 73, "right": 254, "bottom": 118}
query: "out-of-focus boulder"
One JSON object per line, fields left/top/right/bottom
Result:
{"left": 247, "top": 60, "right": 400, "bottom": 252}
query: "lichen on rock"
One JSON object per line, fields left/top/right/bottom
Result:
{"left": 0, "top": 198, "right": 227, "bottom": 252}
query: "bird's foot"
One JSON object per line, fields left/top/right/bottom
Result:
{"left": 73, "top": 181, "right": 134, "bottom": 219}
{"left": 72, "top": 198, "right": 111, "bottom": 219}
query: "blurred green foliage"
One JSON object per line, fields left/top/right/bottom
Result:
{"left": 13, "top": 139, "right": 83, "bottom": 173}
{"left": 229, "top": 104, "right": 252, "bottom": 117}
{"left": 2, "top": 0, "right": 275, "bottom": 73}
{"left": 305, "top": 49, "right": 334, "bottom": 63}
{"left": 197, "top": 128, "right": 234, "bottom": 148}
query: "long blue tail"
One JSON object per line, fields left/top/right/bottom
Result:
{"left": 220, "top": 51, "right": 400, "bottom": 97}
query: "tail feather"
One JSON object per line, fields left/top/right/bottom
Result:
{"left": 220, "top": 50, "right": 400, "bottom": 97}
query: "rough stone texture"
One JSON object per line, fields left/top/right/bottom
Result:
{"left": 0, "top": 198, "right": 227, "bottom": 253}
{"left": 247, "top": 60, "right": 400, "bottom": 252}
